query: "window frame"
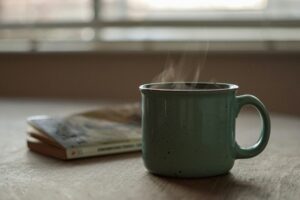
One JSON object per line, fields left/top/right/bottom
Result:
{"left": 0, "top": 0, "right": 300, "bottom": 52}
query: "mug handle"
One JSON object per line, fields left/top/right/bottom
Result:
{"left": 235, "top": 95, "right": 271, "bottom": 159}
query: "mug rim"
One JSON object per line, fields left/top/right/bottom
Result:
{"left": 139, "top": 82, "right": 239, "bottom": 93}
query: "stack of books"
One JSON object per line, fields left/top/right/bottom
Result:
{"left": 26, "top": 104, "right": 142, "bottom": 160}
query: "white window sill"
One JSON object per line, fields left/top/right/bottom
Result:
{"left": 0, "top": 27, "right": 300, "bottom": 53}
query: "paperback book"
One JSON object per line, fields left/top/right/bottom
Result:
{"left": 26, "top": 104, "right": 142, "bottom": 160}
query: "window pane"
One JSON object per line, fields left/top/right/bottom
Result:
{"left": 129, "top": 0, "right": 266, "bottom": 10}
{"left": 98, "top": 27, "right": 300, "bottom": 41}
{"left": 100, "top": 0, "right": 300, "bottom": 21}
{"left": 0, "top": 28, "right": 94, "bottom": 41}
{"left": 100, "top": 0, "right": 268, "bottom": 20}
{"left": 0, "top": 0, "right": 92, "bottom": 23}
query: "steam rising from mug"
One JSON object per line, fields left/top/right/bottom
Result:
{"left": 151, "top": 42, "right": 210, "bottom": 89}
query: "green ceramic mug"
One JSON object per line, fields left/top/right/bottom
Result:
{"left": 139, "top": 82, "right": 270, "bottom": 178}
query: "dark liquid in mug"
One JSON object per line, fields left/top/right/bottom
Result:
{"left": 149, "top": 82, "right": 227, "bottom": 90}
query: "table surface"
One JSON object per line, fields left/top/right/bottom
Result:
{"left": 0, "top": 99, "right": 300, "bottom": 200}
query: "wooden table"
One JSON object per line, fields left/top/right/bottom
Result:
{"left": 1, "top": 99, "right": 300, "bottom": 200}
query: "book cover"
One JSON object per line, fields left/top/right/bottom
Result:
{"left": 26, "top": 104, "right": 142, "bottom": 160}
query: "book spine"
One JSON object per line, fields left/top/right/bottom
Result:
{"left": 66, "top": 142, "right": 142, "bottom": 159}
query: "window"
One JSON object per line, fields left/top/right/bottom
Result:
{"left": 0, "top": 0, "right": 299, "bottom": 52}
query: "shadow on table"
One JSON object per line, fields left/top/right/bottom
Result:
{"left": 145, "top": 172, "right": 265, "bottom": 199}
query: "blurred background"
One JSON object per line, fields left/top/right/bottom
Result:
{"left": 0, "top": 0, "right": 299, "bottom": 115}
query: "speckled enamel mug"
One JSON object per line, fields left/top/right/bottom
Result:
{"left": 139, "top": 82, "right": 270, "bottom": 178}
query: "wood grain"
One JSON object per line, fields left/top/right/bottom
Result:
{"left": 0, "top": 99, "right": 300, "bottom": 200}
